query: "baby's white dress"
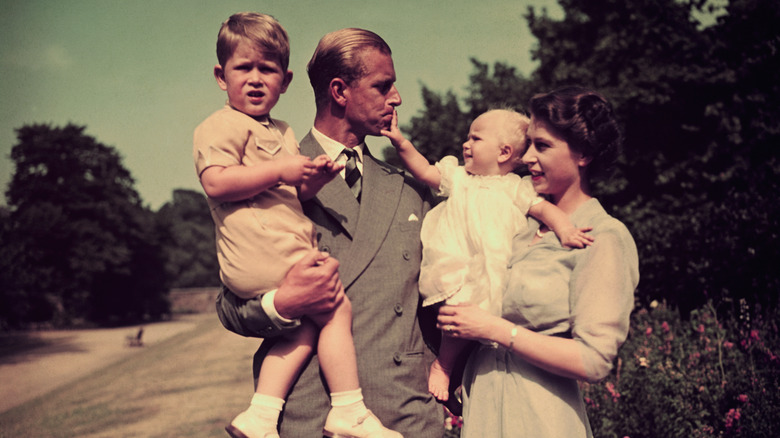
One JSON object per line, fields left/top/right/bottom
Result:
{"left": 419, "top": 156, "right": 540, "bottom": 316}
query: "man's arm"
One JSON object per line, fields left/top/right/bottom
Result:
{"left": 216, "top": 250, "right": 345, "bottom": 338}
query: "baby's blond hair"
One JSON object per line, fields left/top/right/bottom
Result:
{"left": 483, "top": 108, "right": 530, "bottom": 169}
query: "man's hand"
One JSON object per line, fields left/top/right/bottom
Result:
{"left": 274, "top": 249, "right": 344, "bottom": 319}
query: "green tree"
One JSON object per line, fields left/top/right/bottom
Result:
{"left": 0, "top": 124, "right": 169, "bottom": 328}
{"left": 156, "top": 189, "right": 219, "bottom": 288}
{"left": 406, "top": 0, "right": 780, "bottom": 314}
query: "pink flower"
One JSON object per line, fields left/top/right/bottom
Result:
{"left": 645, "top": 326, "right": 653, "bottom": 336}
{"left": 750, "top": 329, "right": 760, "bottom": 341}
{"left": 738, "top": 394, "right": 749, "bottom": 403}
{"left": 605, "top": 382, "right": 621, "bottom": 403}
{"left": 662, "top": 321, "right": 670, "bottom": 332}
{"left": 724, "top": 408, "right": 741, "bottom": 429}
{"left": 723, "top": 341, "right": 734, "bottom": 349}
{"left": 697, "top": 324, "right": 706, "bottom": 333}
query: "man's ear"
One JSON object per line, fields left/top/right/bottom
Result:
{"left": 213, "top": 64, "right": 227, "bottom": 91}
{"left": 280, "top": 70, "right": 293, "bottom": 93}
{"left": 329, "top": 78, "right": 348, "bottom": 107}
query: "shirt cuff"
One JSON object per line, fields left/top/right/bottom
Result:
{"left": 261, "top": 289, "right": 301, "bottom": 329}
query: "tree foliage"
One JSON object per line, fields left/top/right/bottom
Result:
{"left": 404, "top": 0, "right": 780, "bottom": 314}
{"left": 156, "top": 189, "right": 220, "bottom": 289}
{"left": 0, "top": 124, "right": 169, "bottom": 328}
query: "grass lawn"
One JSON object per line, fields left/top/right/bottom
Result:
{"left": 0, "top": 315, "right": 261, "bottom": 437}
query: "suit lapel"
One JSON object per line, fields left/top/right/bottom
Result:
{"left": 339, "top": 152, "right": 404, "bottom": 286}
{"left": 299, "top": 132, "right": 360, "bottom": 238}
{"left": 299, "top": 131, "right": 405, "bottom": 289}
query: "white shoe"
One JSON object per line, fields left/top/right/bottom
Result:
{"left": 323, "top": 409, "right": 403, "bottom": 438}
{"left": 225, "top": 409, "right": 280, "bottom": 438}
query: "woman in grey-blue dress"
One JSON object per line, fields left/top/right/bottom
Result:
{"left": 437, "top": 87, "right": 640, "bottom": 437}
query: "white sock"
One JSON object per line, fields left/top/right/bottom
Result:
{"left": 247, "top": 393, "right": 284, "bottom": 423}
{"left": 330, "top": 388, "right": 368, "bottom": 417}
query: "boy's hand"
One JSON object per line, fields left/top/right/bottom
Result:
{"left": 380, "top": 109, "right": 406, "bottom": 148}
{"left": 278, "top": 155, "right": 316, "bottom": 186}
{"left": 299, "top": 155, "right": 345, "bottom": 200}
{"left": 558, "top": 226, "right": 594, "bottom": 248}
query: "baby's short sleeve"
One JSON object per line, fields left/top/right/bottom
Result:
{"left": 435, "top": 155, "right": 462, "bottom": 197}
{"left": 514, "top": 175, "right": 544, "bottom": 214}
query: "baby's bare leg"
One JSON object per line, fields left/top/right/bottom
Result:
{"left": 429, "top": 335, "right": 470, "bottom": 402}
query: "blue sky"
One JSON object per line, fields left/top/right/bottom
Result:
{"left": 0, "top": 0, "right": 562, "bottom": 209}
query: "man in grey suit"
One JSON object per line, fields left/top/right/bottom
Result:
{"left": 215, "top": 28, "right": 443, "bottom": 437}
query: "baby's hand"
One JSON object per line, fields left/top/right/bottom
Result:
{"left": 278, "top": 155, "right": 315, "bottom": 186}
{"left": 380, "top": 109, "right": 405, "bottom": 147}
{"left": 559, "top": 226, "right": 594, "bottom": 248}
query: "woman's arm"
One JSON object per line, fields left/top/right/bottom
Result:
{"left": 437, "top": 304, "right": 589, "bottom": 380}
{"left": 438, "top": 225, "right": 638, "bottom": 382}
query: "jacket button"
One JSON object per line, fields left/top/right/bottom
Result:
{"left": 393, "top": 353, "right": 402, "bottom": 364}
{"left": 394, "top": 303, "right": 403, "bottom": 315}
{"left": 402, "top": 250, "right": 411, "bottom": 260}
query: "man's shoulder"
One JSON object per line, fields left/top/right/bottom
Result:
{"left": 368, "top": 154, "right": 432, "bottom": 197}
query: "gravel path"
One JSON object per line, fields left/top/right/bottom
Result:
{"left": 0, "top": 314, "right": 210, "bottom": 413}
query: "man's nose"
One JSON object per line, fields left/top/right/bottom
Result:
{"left": 388, "top": 85, "right": 402, "bottom": 106}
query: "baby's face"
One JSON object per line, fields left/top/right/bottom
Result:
{"left": 462, "top": 112, "right": 504, "bottom": 176}
{"left": 214, "top": 40, "right": 292, "bottom": 118}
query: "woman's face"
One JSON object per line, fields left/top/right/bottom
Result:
{"left": 522, "top": 117, "right": 589, "bottom": 203}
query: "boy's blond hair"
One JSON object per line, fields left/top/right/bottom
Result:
{"left": 216, "top": 12, "right": 290, "bottom": 71}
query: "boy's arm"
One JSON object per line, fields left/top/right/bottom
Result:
{"left": 528, "top": 199, "right": 594, "bottom": 248}
{"left": 299, "top": 155, "right": 345, "bottom": 201}
{"left": 199, "top": 155, "right": 315, "bottom": 202}
{"left": 381, "top": 110, "right": 442, "bottom": 190}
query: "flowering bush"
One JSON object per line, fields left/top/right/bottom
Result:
{"left": 582, "top": 300, "right": 780, "bottom": 438}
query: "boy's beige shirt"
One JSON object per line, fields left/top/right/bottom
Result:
{"left": 194, "top": 104, "right": 317, "bottom": 299}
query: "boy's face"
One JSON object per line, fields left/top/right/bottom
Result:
{"left": 462, "top": 112, "right": 504, "bottom": 176}
{"left": 214, "top": 40, "right": 292, "bottom": 118}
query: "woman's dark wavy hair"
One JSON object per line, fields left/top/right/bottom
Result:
{"left": 528, "top": 86, "right": 622, "bottom": 180}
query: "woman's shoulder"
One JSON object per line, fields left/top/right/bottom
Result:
{"left": 576, "top": 199, "right": 635, "bottom": 242}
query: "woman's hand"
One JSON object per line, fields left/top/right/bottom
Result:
{"left": 437, "top": 303, "right": 503, "bottom": 343}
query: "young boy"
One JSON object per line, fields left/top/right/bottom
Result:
{"left": 193, "top": 13, "right": 400, "bottom": 438}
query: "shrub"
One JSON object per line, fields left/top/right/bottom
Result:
{"left": 583, "top": 300, "right": 780, "bottom": 438}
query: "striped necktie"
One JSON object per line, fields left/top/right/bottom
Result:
{"left": 343, "top": 148, "right": 362, "bottom": 201}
